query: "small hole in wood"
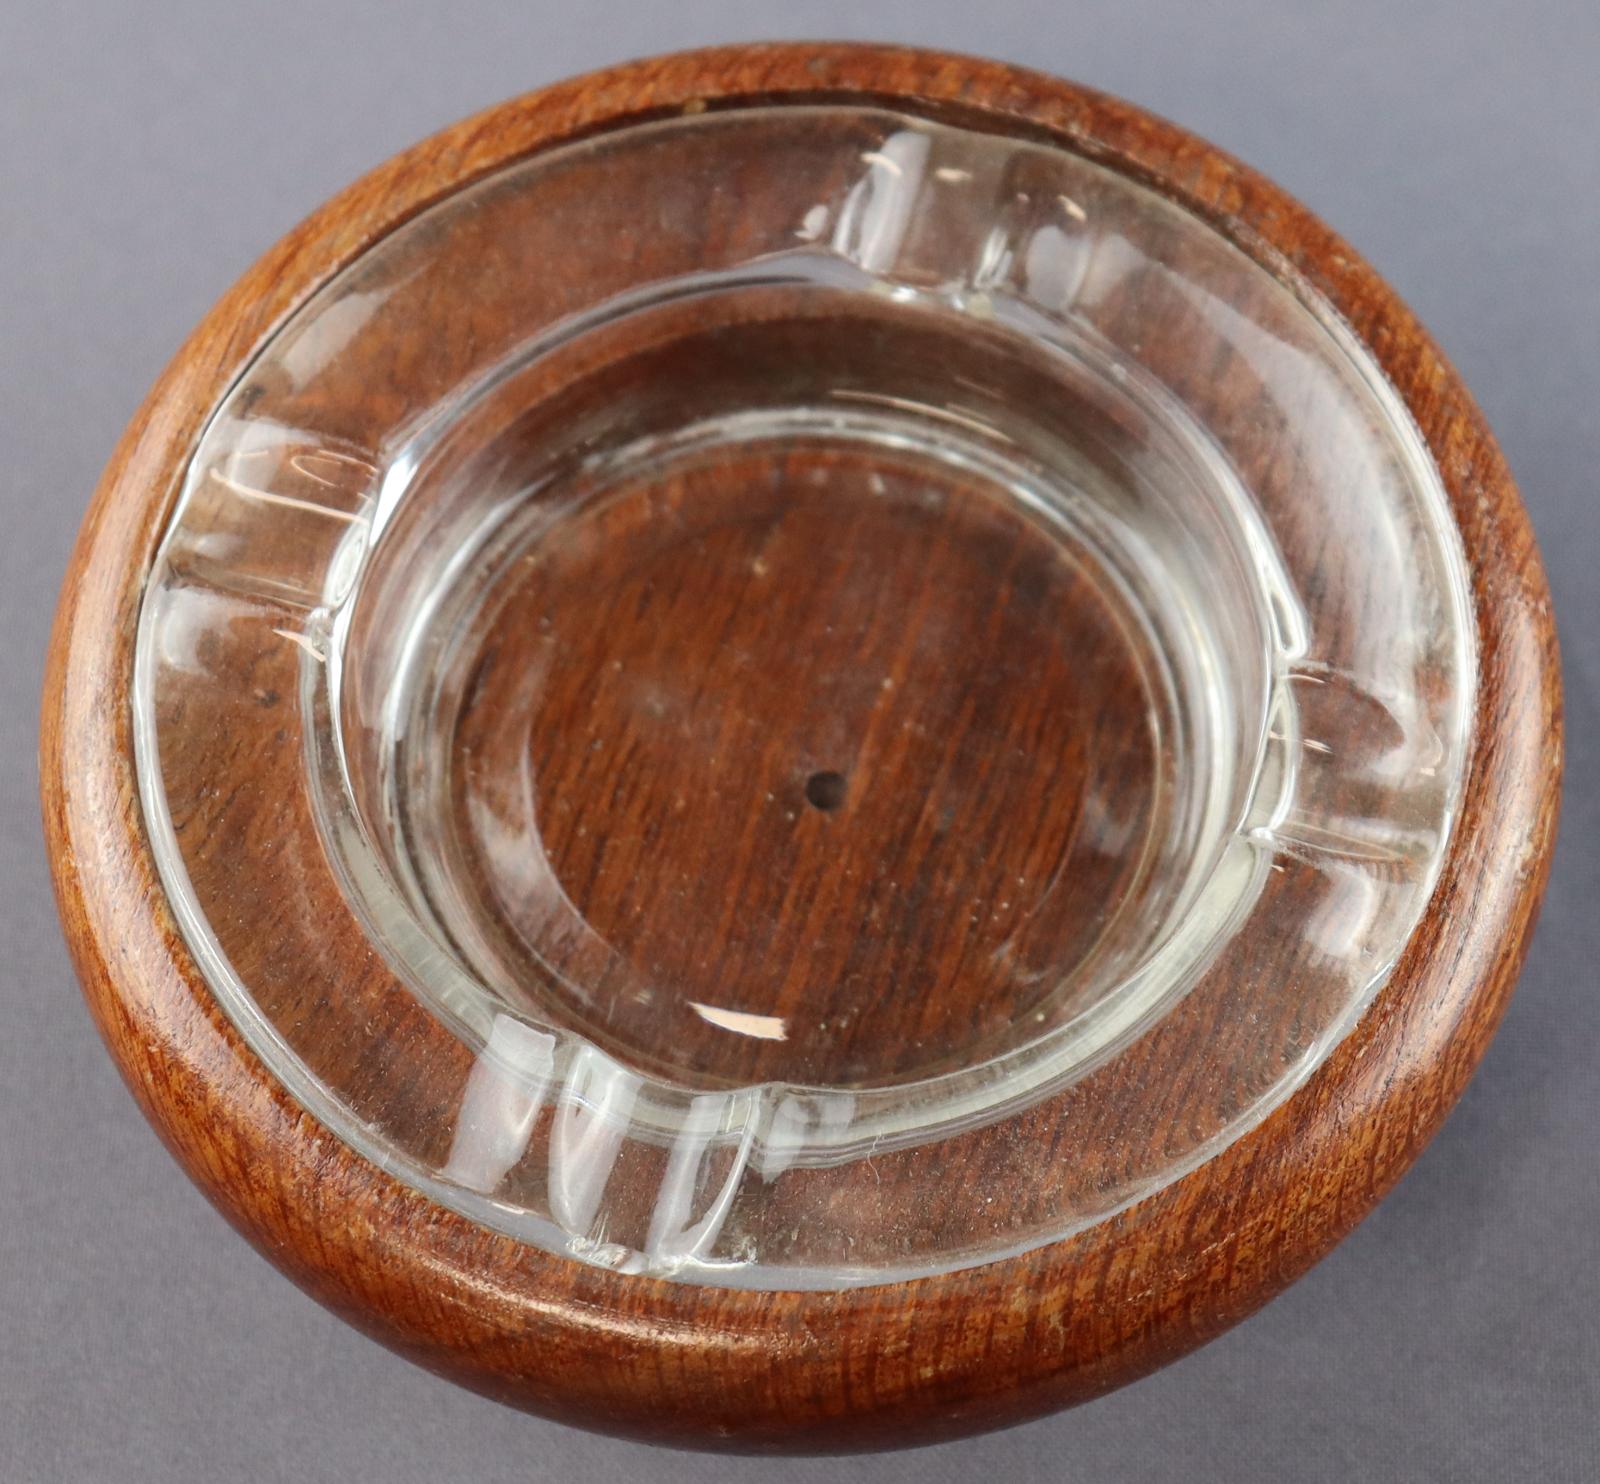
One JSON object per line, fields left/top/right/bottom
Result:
{"left": 804, "top": 770, "right": 848, "bottom": 812}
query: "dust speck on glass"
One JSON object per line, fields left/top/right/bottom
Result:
{"left": 134, "top": 105, "right": 1473, "bottom": 1288}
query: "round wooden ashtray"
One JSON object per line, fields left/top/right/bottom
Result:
{"left": 42, "top": 44, "right": 1559, "bottom": 1451}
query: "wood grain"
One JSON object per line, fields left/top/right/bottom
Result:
{"left": 40, "top": 43, "right": 1561, "bottom": 1451}
{"left": 445, "top": 440, "right": 1162, "bottom": 1089}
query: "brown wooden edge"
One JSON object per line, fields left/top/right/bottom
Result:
{"left": 39, "top": 42, "right": 1562, "bottom": 1451}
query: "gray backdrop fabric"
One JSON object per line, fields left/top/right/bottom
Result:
{"left": 3, "top": 2, "right": 1595, "bottom": 1479}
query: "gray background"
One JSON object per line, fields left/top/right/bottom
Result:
{"left": 2, "top": 1, "right": 1595, "bottom": 1478}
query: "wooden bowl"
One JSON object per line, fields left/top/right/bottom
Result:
{"left": 41, "top": 43, "right": 1560, "bottom": 1452}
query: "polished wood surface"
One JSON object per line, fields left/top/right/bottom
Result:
{"left": 40, "top": 43, "right": 1561, "bottom": 1451}
{"left": 443, "top": 441, "right": 1164, "bottom": 1090}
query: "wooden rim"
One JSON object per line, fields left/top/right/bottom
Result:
{"left": 40, "top": 43, "right": 1561, "bottom": 1451}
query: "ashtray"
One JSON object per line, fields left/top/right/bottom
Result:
{"left": 42, "top": 43, "right": 1560, "bottom": 1450}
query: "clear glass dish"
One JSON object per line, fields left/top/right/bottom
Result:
{"left": 135, "top": 102, "right": 1473, "bottom": 1287}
